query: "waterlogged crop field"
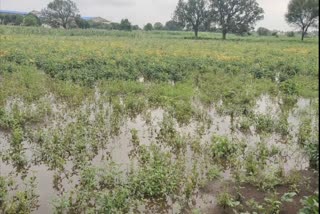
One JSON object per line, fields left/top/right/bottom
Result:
{"left": 0, "top": 26, "right": 319, "bottom": 214}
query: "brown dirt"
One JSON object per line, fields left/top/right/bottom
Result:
{"left": 196, "top": 170, "right": 319, "bottom": 214}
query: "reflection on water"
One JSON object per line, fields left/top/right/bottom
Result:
{"left": 0, "top": 94, "right": 316, "bottom": 213}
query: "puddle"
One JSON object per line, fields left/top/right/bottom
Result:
{"left": 254, "top": 94, "right": 281, "bottom": 116}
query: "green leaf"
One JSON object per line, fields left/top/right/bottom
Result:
{"left": 281, "top": 192, "right": 297, "bottom": 202}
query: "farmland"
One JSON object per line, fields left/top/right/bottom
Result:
{"left": 0, "top": 25, "right": 319, "bottom": 213}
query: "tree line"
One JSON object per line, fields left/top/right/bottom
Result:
{"left": 173, "top": 0, "right": 318, "bottom": 40}
{"left": 0, "top": 13, "right": 41, "bottom": 27}
{"left": 0, "top": 0, "right": 318, "bottom": 40}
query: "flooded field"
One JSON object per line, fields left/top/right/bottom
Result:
{"left": 0, "top": 91, "right": 318, "bottom": 213}
{"left": 0, "top": 26, "right": 319, "bottom": 213}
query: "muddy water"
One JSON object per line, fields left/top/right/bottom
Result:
{"left": 254, "top": 94, "right": 281, "bottom": 116}
{"left": 0, "top": 94, "right": 316, "bottom": 213}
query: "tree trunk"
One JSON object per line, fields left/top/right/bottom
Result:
{"left": 222, "top": 29, "right": 227, "bottom": 40}
{"left": 194, "top": 27, "right": 199, "bottom": 38}
{"left": 301, "top": 31, "right": 305, "bottom": 41}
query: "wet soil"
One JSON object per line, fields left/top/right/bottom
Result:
{"left": 205, "top": 170, "right": 319, "bottom": 214}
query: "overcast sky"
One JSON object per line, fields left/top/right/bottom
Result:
{"left": 0, "top": 0, "right": 294, "bottom": 30}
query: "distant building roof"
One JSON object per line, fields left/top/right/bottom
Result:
{"left": 86, "top": 16, "right": 111, "bottom": 24}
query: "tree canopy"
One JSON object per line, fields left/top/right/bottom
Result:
{"left": 174, "top": 0, "right": 209, "bottom": 37}
{"left": 154, "top": 22, "right": 164, "bottom": 30}
{"left": 0, "top": 14, "right": 24, "bottom": 25}
{"left": 210, "top": 0, "right": 264, "bottom": 39}
{"left": 41, "top": 0, "right": 79, "bottom": 29}
{"left": 257, "top": 27, "right": 270, "bottom": 36}
{"left": 144, "top": 23, "right": 153, "bottom": 31}
{"left": 285, "top": 0, "right": 319, "bottom": 40}
{"left": 120, "top": 19, "right": 132, "bottom": 31}
{"left": 23, "top": 14, "right": 40, "bottom": 26}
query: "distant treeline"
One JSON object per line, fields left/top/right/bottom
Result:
{"left": 0, "top": 12, "right": 183, "bottom": 31}
{"left": 0, "top": 12, "right": 222, "bottom": 32}
{"left": 0, "top": 13, "right": 41, "bottom": 26}
{"left": 1, "top": 0, "right": 318, "bottom": 40}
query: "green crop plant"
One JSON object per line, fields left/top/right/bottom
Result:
{"left": 298, "top": 118, "right": 312, "bottom": 145}
{"left": 130, "top": 145, "right": 184, "bottom": 199}
{"left": 209, "top": 135, "right": 245, "bottom": 164}
{"left": 207, "top": 165, "right": 222, "bottom": 181}
{"left": 0, "top": 176, "right": 39, "bottom": 214}
{"left": 0, "top": 25, "right": 319, "bottom": 213}
{"left": 299, "top": 192, "right": 319, "bottom": 214}
{"left": 254, "top": 114, "right": 276, "bottom": 134}
{"left": 217, "top": 190, "right": 240, "bottom": 209}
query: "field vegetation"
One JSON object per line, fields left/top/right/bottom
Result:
{"left": 0, "top": 25, "right": 319, "bottom": 213}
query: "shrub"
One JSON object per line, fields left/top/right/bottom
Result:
{"left": 257, "top": 27, "right": 270, "bottom": 36}
{"left": 144, "top": 23, "right": 153, "bottom": 31}
{"left": 286, "top": 31, "right": 295, "bottom": 37}
{"left": 280, "top": 80, "right": 298, "bottom": 96}
{"left": 23, "top": 14, "right": 40, "bottom": 26}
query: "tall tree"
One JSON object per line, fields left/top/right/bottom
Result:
{"left": 119, "top": 19, "right": 132, "bottom": 31}
{"left": 154, "top": 22, "right": 164, "bottom": 30}
{"left": 173, "top": 0, "right": 209, "bottom": 37}
{"left": 285, "top": 0, "right": 319, "bottom": 41}
{"left": 210, "top": 0, "right": 264, "bottom": 39}
{"left": 41, "top": 0, "right": 79, "bottom": 29}
{"left": 144, "top": 23, "right": 154, "bottom": 31}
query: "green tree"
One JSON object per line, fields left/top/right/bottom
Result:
{"left": 0, "top": 14, "right": 4, "bottom": 24}
{"left": 15, "top": 15, "right": 24, "bottom": 25}
{"left": 144, "top": 23, "right": 153, "bottom": 31}
{"left": 154, "top": 22, "right": 164, "bottom": 30}
{"left": 3, "top": 14, "right": 24, "bottom": 25}
{"left": 286, "top": 31, "right": 295, "bottom": 37}
{"left": 23, "top": 14, "right": 40, "bottom": 26}
{"left": 119, "top": 19, "right": 132, "bottom": 31}
{"left": 41, "top": 0, "right": 79, "bottom": 29}
{"left": 165, "top": 20, "right": 184, "bottom": 31}
{"left": 3, "top": 14, "right": 13, "bottom": 25}
{"left": 285, "top": 0, "right": 319, "bottom": 41}
{"left": 111, "top": 22, "right": 121, "bottom": 30}
{"left": 173, "top": 0, "right": 209, "bottom": 37}
{"left": 132, "top": 25, "right": 141, "bottom": 30}
{"left": 210, "top": 0, "right": 264, "bottom": 39}
{"left": 257, "top": 27, "right": 270, "bottom": 36}
{"left": 75, "top": 15, "right": 90, "bottom": 29}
